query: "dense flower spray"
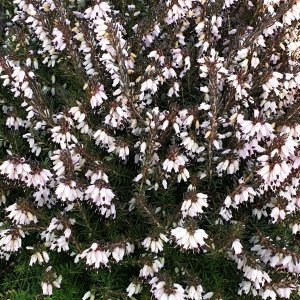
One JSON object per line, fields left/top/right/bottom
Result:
{"left": 0, "top": 0, "right": 300, "bottom": 298}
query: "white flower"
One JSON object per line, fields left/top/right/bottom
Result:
{"left": 231, "top": 239, "right": 243, "bottom": 255}
{"left": 126, "top": 282, "right": 142, "bottom": 297}
{"left": 252, "top": 207, "right": 268, "bottom": 220}
{"left": 181, "top": 133, "right": 204, "bottom": 154}
{"left": 187, "top": 285, "right": 203, "bottom": 300}
{"left": 51, "top": 126, "right": 78, "bottom": 149}
{"left": 142, "top": 23, "right": 160, "bottom": 47}
{"left": 93, "top": 129, "right": 116, "bottom": 150}
{"left": 220, "top": 206, "right": 233, "bottom": 221}
{"left": 142, "top": 233, "right": 169, "bottom": 253}
{"left": 163, "top": 154, "right": 186, "bottom": 173}
{"left": 165, "top": 1, "right": 190, "bottom": 24}
{"left": 117, "top": 145, "right": 129, "bottom": 160}
{"left": 177, "top": 167, "right": 190, "bottom": 182}
{"left": 270, "top": 206, "right": 286, "bottom": 223}
{"left": 277, "top": 138, "right": 298, "bottom": 159}
{"left": 139, "top": 258, "right": 164, "bottom": 278}
{"left": 23, "top": 133, "right": 42, "bottom": 156}
{"left": 69, "top": 106, "right": 86, "bottom": 123}
{"left": 216, "top": 159, "right": 239, "bottom": 175}
{"left": 51, "top": 150, "right": 66, "bottom": 176}
{"left": 6, "top": 116, "right": 24, "bottom": 129}
{"left": 29, "top": 250, "right": 50, "bottom": 266}
{"left": 6, "top": 203, "right": 38, "bottom": 225}
{"left": 181, "top": 192, "right": 208, "bottom": 218}
{"left": 112, "top": 246, "right": 125, "bottom": 262}
{"left": 55, "top": 180, "right": 83, "bottom": 202}
{"left": 125, "top": 242, "right": 135, "bottom": 255}
{"left": 41, "top": 217, "right": 75, "bottom": 248}
{"left": 140, "top": 78, "right": 159, "bottom": 94}
{"left": 0, "top": 228, "right": 25, "bottom": 252}
{"left": 243, "top": 266, "right": 271, "bottom": 287}
{"left": 85, "top": 184, "right": 115, "bottom": 206}
{"left": 203, "top": 292, "right": 214, "bottom": 299}
{"left": 238, "top": 280, "right": 252, "bottom": 295}
{"left": 33, "top": 187, "right": 53, "bottom": 207}
{"left": 52, "top": 28, "right": 66, "bottom": 51}
{"left": 151, "top": 280, "right": 185, "bottom": 300}
{"left": 42, "top": 281, "right": 53, "bottom": 296}
{"left": 257, "top": 156, "right": 291, "bottom": 188}
{"left": 105, "top": 105, "right": 130, "bottom": 128}
{"left": 0, "top": 193, "right": 6, "bottom": 205}
{"left": 260, "top": 288, "right": 276, "bottom": 300}
{"left": 133, "top": 173, "right": 143, "bottom": 182}
{"left": 50, "top": 235, "right": 70, "bottom": 252}
{"left": 69, "top": 105, "right": 89, "bottom": 133}
{"left": 41, "top": 266, "right": 62, "bottom": 295}
{"left": 90, "top": 85, "right": 108, "bottom": 108}
{"left": 85, "top": 169, "right": 109, "bottom": 184}
{"left": 162, "top": 67, "right": 177, "bottom": 79}
{"left": 171, "top": 227, "right": 208, "bottom": 251}
{"left": 226, "top": 185, "right": 256, "bottom": 208}
{"left": 291, "top": 223, "right": 300, "bottom": 235}
{"left": 84, "top": 183, "right": 116, "bottom": 218}
{"left": 82, "top": 291, "right": 95, "bottom": 300}
{"left": 237, "top": 111, "right": 274, "bottom": 141}
{"left": 0, "top": 158, "right": 31, "bottom": 180}
{"left": 26, "top": 168, "right": 52, "bottom": 187}
{"left": 276, "top": 287, "right": 292, "bottom": 298}
{"left": 78, "top": 243, "right": 111, "bottom": 268}
{"left": 11, "top": 67, "right": 25, "bottom": 82}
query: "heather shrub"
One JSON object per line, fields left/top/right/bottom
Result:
{"left": 1, "top": 0, "right": 300, "bottom": 299}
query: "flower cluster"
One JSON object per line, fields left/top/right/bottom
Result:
{"left": 0, "top": 0, "right": 300, "bottom": 298}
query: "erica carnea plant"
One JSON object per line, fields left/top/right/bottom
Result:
{"left": 1, "top": 0, "right": 300, "bottom": 299}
